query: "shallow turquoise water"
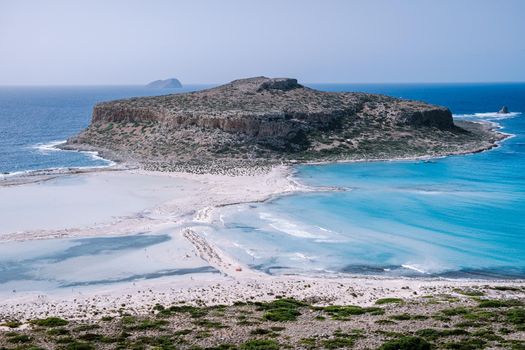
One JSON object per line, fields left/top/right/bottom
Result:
{"left": 206, "top": 84, "right": 525, "bottom": 278}
{"left": 1, "top": 83, "right": 523, "bottom": 286}
{"left": 0, "top": 233, "right": 217, "bottom": 291}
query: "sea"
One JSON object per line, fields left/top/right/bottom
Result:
{"left": 0, "top": 83, "right": 524, "bottom": 288}
{"left": 0, "top": 85, "right": 209, "bottom": 175}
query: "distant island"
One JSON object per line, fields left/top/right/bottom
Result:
{"left": 146, "top": 78, "right": 182, "bottom": 89}
{"left": 65, "top": 77, "right": 505, "bottom": 173}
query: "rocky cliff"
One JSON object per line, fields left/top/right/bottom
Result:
{"left": 66, "top": 77, "right": 505, "bottom": 173}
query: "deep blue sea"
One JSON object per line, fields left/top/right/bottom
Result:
{"left": 1, "top": 83, "right": 524, "bottom": 280}
{"left": 0, "top": 85, "right": 209, "bottom": 174}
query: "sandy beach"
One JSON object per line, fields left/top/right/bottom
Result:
{"left": 1, "top": 165, "right": 524, "bottom": 323}
{"left": 0, "top": 165, "right": 300, "bottom": 242}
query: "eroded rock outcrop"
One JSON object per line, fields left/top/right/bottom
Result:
{"left": 498, "top": 106, "right": 509, "bottom": 114}
{"left": 66, "top": 77, "right": 505, "bottom": 173}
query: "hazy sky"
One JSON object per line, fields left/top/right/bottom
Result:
{"left": 1, "top": 0, "right": 524, "bottom": 85}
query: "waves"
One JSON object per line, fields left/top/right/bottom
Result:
{"left": 28, "top": 139, "right": 115, "bottom": 169}
{"left": 33, "top": 140, "right": 67, "bottom": 153}
{"left": 453, "top": 111, "right": 522, "bottom": 120}
{"left": 0, "top": 140, "right": 115, "bottom": 178}
{"left": 259, "top": 212, "right": 328, "bottom": 239}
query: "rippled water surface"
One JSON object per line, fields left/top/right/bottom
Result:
{"left": 1, "top": 83, "right": 524, "bottom": 284}
{"left": 206, "top": 83, "right": 525, "bottom": 278}
{"left": 0, "top": 85, "right": 209, "bottom": 174}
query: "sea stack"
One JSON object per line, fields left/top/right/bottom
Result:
{"left": 498, "top": 106, "right": 509, "bottom": 114}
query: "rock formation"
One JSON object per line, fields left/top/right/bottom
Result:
{"left": 146, "top": 78, "right": 182, "bottom": 89}
{"left": 498, "top": 106, "right": 509, "bottom": 114}
{"left": 65, "top": 77, "right": 505, "bottom": 173}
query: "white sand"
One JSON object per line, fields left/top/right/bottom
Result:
{"left": 0, "top": 166, "right": 523, "bottom": 321}
{"left": 0, "top": 166, "right": 300, "bottom": 242}
{"left": 0, "top": 171, "right": 196, "bottom": 235}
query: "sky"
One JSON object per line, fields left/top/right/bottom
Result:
{"left": 1, "top": 0, "right": 524, "bottom": 85}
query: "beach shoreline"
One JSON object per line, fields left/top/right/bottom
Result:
{"left": 0, "top": 116, "right": 522, "bottom": 321}
{"left": 1, "top": 158, "right": 525, "bottom": 321}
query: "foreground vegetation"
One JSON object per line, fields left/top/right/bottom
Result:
{"left": 1, "top": 288, "right": 524, "bottom": 349}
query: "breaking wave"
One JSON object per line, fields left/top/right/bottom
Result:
{"left": 31, "top": 140, "right": 115, "bottom": 166}
{"left": 453, "top": 111, "right": 521, "bottom": 120}
{"left": 32, "top": 140, "right": 67, "bottom": 153}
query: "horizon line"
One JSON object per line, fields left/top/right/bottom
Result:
{"left": 1, "top": 80, "right": 525, "bottom": 87}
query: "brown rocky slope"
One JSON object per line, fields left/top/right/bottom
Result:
{"left": 65, "top": 77, "right": 505, "bottom": 173}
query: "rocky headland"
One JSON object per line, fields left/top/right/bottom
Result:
{"left": 65, "top": 77, "right": 505, "bottom": 173}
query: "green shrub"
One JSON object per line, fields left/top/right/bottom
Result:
{"left": 444, "top": 338, "right": 486, "bottom": 350}
{"left": 376, "top": 319, "right": 397, "bottom": 325}
{"left": 263, "top": 308, "right": 300, "bottom": 322}
{"left": 1, "top": 321, "right": 22, "bottom": 328}
{"left": 323, "top": 305, "right": 383, "bottom": 320}
{"left": 250, "top": 328, "right": 272, "bottom": 335}
{"left": 73, "top": 324, "right": 100, "bottom": 332}
{"left": 375, "top": 298, "right": 404, "bottom": 305}
{"left": 206, "top": 345, "right": 238, "bottom": 350}
{"left": 159, "top": 305, "right": 208, "bottom": 318}
{"left": 415, "top": 329, "right": 440, "bottom": 340}
{"left": 259, "top": 298, "right": 305, "bottom": 322}
{"left": 77, "top": 333, "right": 104, "bottom": 341}
{"left": 47, "top": 328, "right": 70, "bottom": 336}
{"left": 31, "top": 317, "right": 68, "bottom": 327}
{"left": 415, "top": 328, "right": 468, "bottom": 340}
{"left": 389, "top": 313, "right": 412, "bottom": 321}
{"left": 491, "top": 286, "right": 521, "bottom": 292}
{"left": 473, "top": 328, "right": 503, "bottom": 341}
{"left": 258, "top": 298, "right": 306, "bottom": 310}
{"left": 59, "top": 341, "right": 95, "bottom": 350}
{"left": 507, "top": 308, "right": 525, "bottom": 325}
{"left": 453, "top": 288, "right": 485, "bottom": 296}
{"left": 441, "top": 307, "right": 469, "bottom": 316}
{"left": 440, "top": 329, "right": 470, "bottom": 336}
{"left": 194, "top": 319, "right": 226, "bottom": 328}
{"left": 478, "top": 299, "right": 522, "bottom": 308}
{"left": 323, "top": 337, "right": 355, "bottom": 349}
{"left": 133, "top": 319, "right": 169, "bottom": 330}
{"left": 7, "top": 334, "right": 32, "bottom": 343}
{"left": 378, "top": 336, "right": 431, "bottom": 350}
{"left": 240, "top": 339, "right": 279, "bottom": 350}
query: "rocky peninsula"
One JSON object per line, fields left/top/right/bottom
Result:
{"left": 65, "top": 77, "right": 504, "bottom": 173}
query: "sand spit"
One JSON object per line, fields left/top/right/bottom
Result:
{"left": 0, "top": 164, "right": 523, "bottom": 322}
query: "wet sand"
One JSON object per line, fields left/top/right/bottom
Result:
{"left": 0, "top": 166, "right": 523, "bottom": 321}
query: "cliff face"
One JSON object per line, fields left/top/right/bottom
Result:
{"left": 90, "top": 77, "right": 454, "bottom": 139}
{"left": 66, "top": 77, "right": 503, "bottom": 172}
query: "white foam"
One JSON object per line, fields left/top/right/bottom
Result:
{"left": 401, "top": 264, "right": 429, "bottom": 274}
{"left": 32, "top": 140, "right": 67, "bottom": 153}
{"left": 289, "top": 252, "right": 316, "bottom": 261}
{"left": 259, "top": 212, "right": 326, "bottom": 239}
{"left": 85, "top": 151, "right": 115, "bottom": 165}
{"left": 453, "top": 111, "right": 521, "bottom": 120}
{"left": 314, "top": 238, "right": 347, "bottom": 243}
{"left": 29, "top": 140, "right": 116, "bottom": 167}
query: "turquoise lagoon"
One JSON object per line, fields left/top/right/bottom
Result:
{"left": 205, "top": 84, "right": 525, "bottom": 278}
{"left": 0, "top": 83, "right": 524, "bottom": 291}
